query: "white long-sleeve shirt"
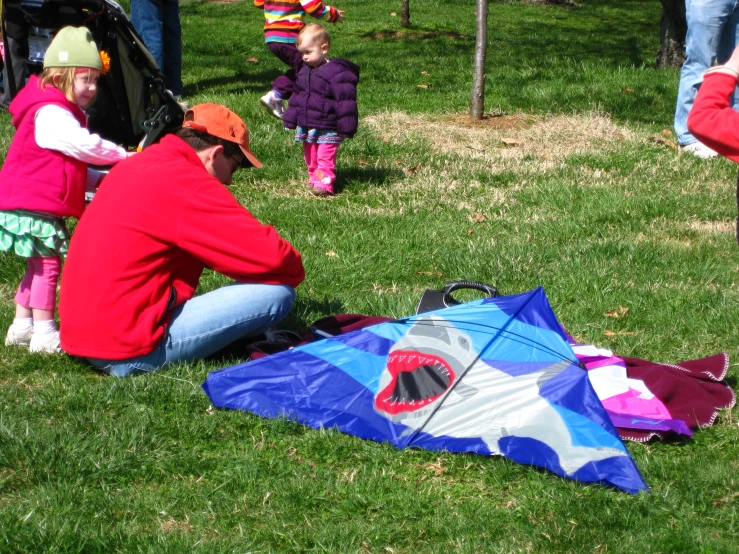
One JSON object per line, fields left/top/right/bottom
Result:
{"left": 34, "top": 104, "right": 130, "bottom": 192}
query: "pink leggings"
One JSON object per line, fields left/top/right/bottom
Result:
{"left": 303, "top": 142, "right": 339, "bottom": 190}
{"left": 15, "top": 256, "right": 61, "bottom": 312}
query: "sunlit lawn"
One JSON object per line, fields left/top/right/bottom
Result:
{"left": 1, "top": 1, "right": 738, "bottom": 552}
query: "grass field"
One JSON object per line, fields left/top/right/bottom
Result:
{"left": 2, "top": 0, "right": 739, "bottom": 552}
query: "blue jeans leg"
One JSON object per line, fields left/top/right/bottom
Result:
{"left": 131, "top": 0, "right": 183, "bottom": 96}
{"left": 675, "top": 0, "right": 739, "bottom": 146}
{"left": 87, "top": 283, "right": 296, "bottom": 377}
{"left": 131, "top": 0, "right": 163, "bottom": 67}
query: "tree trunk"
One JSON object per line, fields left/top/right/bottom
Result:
{"left": 401, "top": 0, "right": 410, "bottom": 27}
{"left": 656, "top": 0, "right": 687, "bottom": 69}
{"left": 470, "top": 0, "right": 488, "bottom": 120}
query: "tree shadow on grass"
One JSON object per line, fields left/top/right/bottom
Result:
{"left": 184, "top": 69, "right": 282, "bottom": 97}
{"left": 724, "top": 374, "right": 737, "bottom": 389}
{"left": 335, "top": 166, "right": 404, "bottom": 194}
{"left": 287, "top": 295, "right": 346, "bottom": 328}
{"left": 498, "top": 21, "right": 650, "bottom": 68}
{"left": 360, "top": 26, "right": 469, "bottom": 42}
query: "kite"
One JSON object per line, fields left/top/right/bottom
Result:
{"left": 203, "top": 287, "right": 648, "bottom": 493}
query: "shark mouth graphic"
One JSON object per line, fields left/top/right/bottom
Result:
{"left": 374, "top": 350, "right": 457, "bottom": 415}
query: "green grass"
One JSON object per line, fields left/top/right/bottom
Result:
{"left": 2, "top": 0, "right": 739, "bottom": 552}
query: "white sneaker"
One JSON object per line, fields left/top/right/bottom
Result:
{"left": 29, "top": 331, "right": 61, "bottom": 354}
{"left": 5, "top": 324, "right": 33, "bottom": 347}
{"left": 680, "top": 141, "right": 719, "bottom": 159}
{"left": 259, "top": 91, "right": 284, "bottom": 119}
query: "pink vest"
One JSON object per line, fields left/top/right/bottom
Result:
{"left": 0, "top": 75, "right": 87, "bottom": 218}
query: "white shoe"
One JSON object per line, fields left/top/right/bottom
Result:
{"left": 5, "top": 324, "right": 33, "bottom": 347}
{"left": 680, "top": 141, "right": 719, "bottom": 159}
{"left": 29, "top": 331, "right": 61, "bottom": 354}
{"left": 259, "top": 91, "right": 284, "bottom": 119}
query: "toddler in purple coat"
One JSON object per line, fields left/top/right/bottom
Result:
{"left": 283, "top": 24, "right": 359, "bottom": 196}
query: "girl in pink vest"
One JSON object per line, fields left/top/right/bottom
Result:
{"left": 0, "top": 26, "right": 130, "bottom": 353}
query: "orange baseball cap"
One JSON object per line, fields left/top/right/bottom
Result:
{"left": 182, "top": 103, "right": 262, "bottom": 169}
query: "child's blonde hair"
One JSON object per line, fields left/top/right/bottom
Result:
{"left": 38, "top": 66, "right": 97, "bottom": 105}
{"left": 297, "top": 24, "right": 331, "bottom": 49}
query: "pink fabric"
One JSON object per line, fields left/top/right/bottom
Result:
{"left": 15, "top": 256, "right": 61, "bottom": 311}
{"left": 303, "top": 142, "right": 338, "bottom": 192}
{"left": 601, "top": 389, "right": 673, "bottom": 420}
{"left": 580, "top": 355, "right": 624, "bottom": 369}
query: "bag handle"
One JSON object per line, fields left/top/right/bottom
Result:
{"left": 441, "top": 280, "right": 499, "bottom": 306}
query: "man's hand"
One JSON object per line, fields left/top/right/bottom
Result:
{"left": 335, "top": 9, "right": 345, "bottom": 23}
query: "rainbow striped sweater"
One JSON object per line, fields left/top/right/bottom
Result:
{"left": 254, "top": 0, "right": 340, "bottom": 43}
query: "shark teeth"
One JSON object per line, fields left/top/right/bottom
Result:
{"left": 375, "top": 349, "right": 456, "bottom": 415}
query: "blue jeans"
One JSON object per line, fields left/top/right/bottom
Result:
{"left": 87, "top": 283, "right": 296, "bottom": 377}
{"left": 130, "top": 0, "right": 183, "bottom": 96}
{"left": 675, "top": 0, "right": 739, "bottom": 146}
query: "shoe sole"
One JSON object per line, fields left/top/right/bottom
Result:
{"left": 259, "top": 98, "right": 283, "bottom": 120}
{"left": 29, "top": 345, "right": 62, "bottom": 353}
{"left": 5, "top": 339, "right": 31, "bottom": 347}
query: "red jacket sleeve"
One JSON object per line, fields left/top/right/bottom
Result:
{"left": 177, "top": 182, "right": 305, "bottom": 288}
{"left": 688, "top": 72, "right": 739, "bottom": 163}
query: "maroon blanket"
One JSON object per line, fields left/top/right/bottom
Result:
{"left": 619, "top": 354, "right": 735, "bottom": 442}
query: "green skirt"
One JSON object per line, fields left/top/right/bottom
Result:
{"left": 0, "top": 210, "right": 69, "bottom": 258}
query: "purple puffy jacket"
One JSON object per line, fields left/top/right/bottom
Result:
{"left": 283, "top": 58, "right": 360, "bottom": 137}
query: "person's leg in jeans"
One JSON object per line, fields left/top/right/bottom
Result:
{"left": 675, "top": 0, "right": 737, "bottom": 146}
{"left": 132, "top": 0, "right": 182, "bottom": 96}
{"left": 131, "top": 0, "right": 164, "bottom": 74}
{"left": 161, "top": 0, "right": 182, "bottom": 97}
{"left": 87, "top": 282, "right": 296, "bottom": 377}
{"left": 719, "top": 3, "right": 739, "bottom": 109}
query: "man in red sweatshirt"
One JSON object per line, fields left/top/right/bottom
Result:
{"left": 59, "top": 104, "right": 305, "bottom": 377}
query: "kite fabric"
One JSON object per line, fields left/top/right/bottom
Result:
{"left": 203, "top": 287, "right": 648, "bottom": 494}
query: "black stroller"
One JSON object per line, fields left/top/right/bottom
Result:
{"left": 2, "top": 0, "right": 184, "bottom": 148}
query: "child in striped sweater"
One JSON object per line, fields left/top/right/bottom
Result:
{"left": 255, "top": 0, "right": 344, "bottom": 119}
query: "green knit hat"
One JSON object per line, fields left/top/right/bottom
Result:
{"left": 43, "top": 26, "right": 102, "bottom": 71}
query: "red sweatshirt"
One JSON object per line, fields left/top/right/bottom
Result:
{"left": 688, "top": 71, "right": 739, "bottom": 163}
{"left": 59, "top": 135, "right": 305, "bottom": 359}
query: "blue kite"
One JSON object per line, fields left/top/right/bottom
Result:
{"left": 202, "top": 287, "right": 648, "bottom": 493}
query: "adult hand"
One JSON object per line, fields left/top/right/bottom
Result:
{"left": 335, "top": 10, "right": 345, "bottom": 23}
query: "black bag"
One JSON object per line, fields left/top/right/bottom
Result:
{"left": 416, "top": 280, "right": 500, "bottom": 314}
